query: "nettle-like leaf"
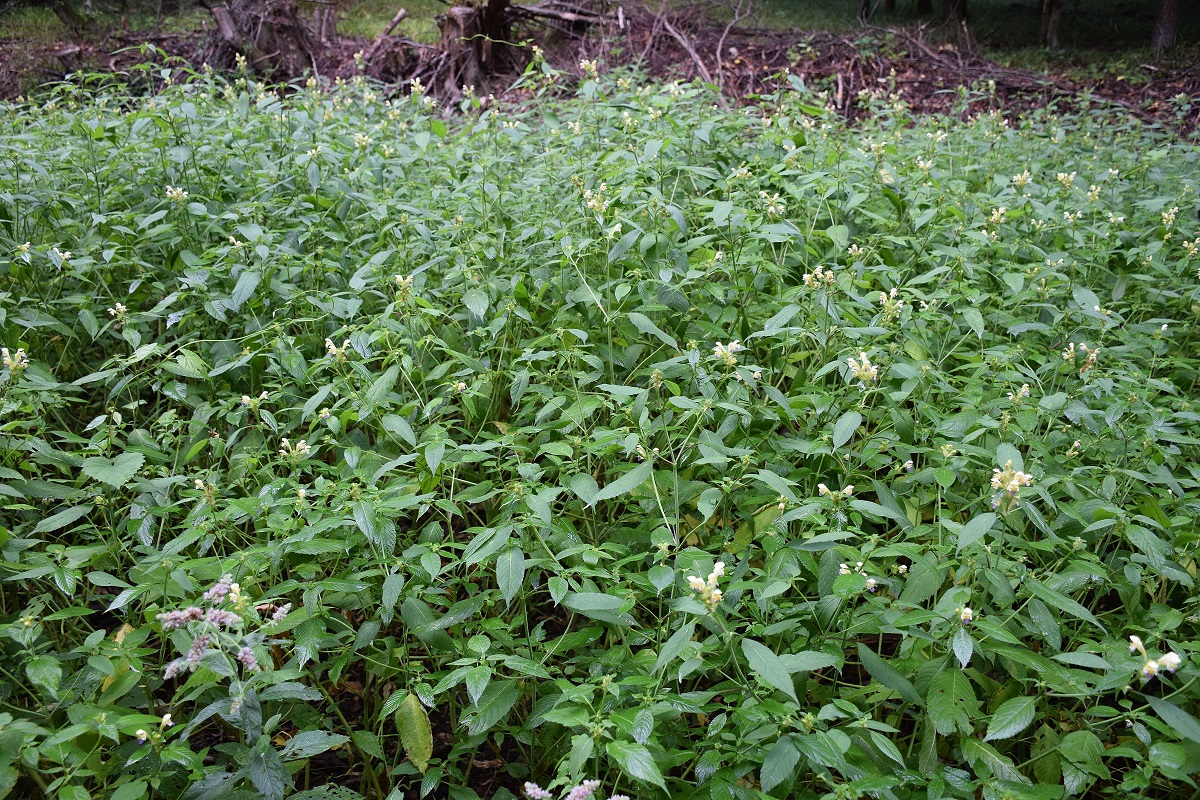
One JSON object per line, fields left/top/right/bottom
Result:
{"left": 81, "top": 452, "right": 144, "bottom": 488}
{"left": 927, "top": 668, "right": 978, "bottom": 737}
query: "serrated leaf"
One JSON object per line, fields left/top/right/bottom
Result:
{"left": 463, "top": 288, "right": 489, "bottom": 317}
{"left": 605, "top": 740, "right": 666, "bottom": 788}
{"left": 627, "top": 312, "right": 678, "bottom": 349}
{"left": 632, "top": 707, "right": 654, "bottom": 744}
{"left": 381, "top": 573, "right": 405, "bottom": 624}
{"left": 960, "top": 737, "right": 1029, "bottom": 784}
{"left": 496, "top": 546, "right": 525, "bottom": 606}
{"left": 1024, "top": 578, "right": 1105, "bottom": 632}
{"left": 395, "top": 693, "right": 433, "bottom": 773}
{"left": 927, "top": 668, "right": 976, "bottom": 736}
{"left": 465, "top": 679, "right": 518, "bottom": 736}
{"left": 952, "top": 626, "right": 974, "bottom": 669}
{"left": 563, "top": 592, "right": 636, "bottom": 626}
{"left": 281, "top": 730, "right": 349, "bottom": 759}
{"left": 593, "top": 460, "right": 652, "bottom": 505}
{"left": 832, "top": 411, "right": 862, "bottom": 450}
{"left": 25, "top": 655, "right": 62, "bottom": 696}
{"left": 654, "top": 621, "right": 696, "bottom": 675}
{"left": 742, "top": 639, "right": 798, "bottom": 704}
{"left": 857, "top": 645, "right": 924, "bottom": 706}
{"left": 1145, "top": 695, "right": 1200, "bottom": 746}
{"left": 82, "top": 453, "right": 144, "bottom": 488}
{"left": 760, "top": 735, "right": 801, "bottom": 792}
{"left": 985, "top": 696, "right": 1037, "bottom": 741}
{"left": 956, "top": 512, "right": 997, "bottom": 552}
{"left": 32, "top": 504, "right": 92, "bottom": 534}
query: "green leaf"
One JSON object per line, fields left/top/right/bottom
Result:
{"left": 496, "top": 546, "right": 525, "bottom": 606}
{"left": 627, "top": 312, "right": 679, "bottom": 349}
{"left": 832, "top": 411, "right": 861, "bottom": 450}
{"left": 857, "top": 645, "right": 923, "bottom": 706}
{"left": 742, "top": 639, "right": 799, "bottom": 704}
{"left": 395, "top": 693, "right": 433, "bottom": 773}
{"left": 1024, "top": 578, "right": 1105, "bottom": 632}
{"left": 593, "top": 460, "right": 653, "bottom": 505}
{"left": 281, "top": 730, "right": 350, "bottom": 759}
{"left": 463, "top": 288, "right": 489, "bottom": 317}
{"left": 955, "top": 512, "right": 997, "bottom": 552}
{"left": 25, "top": 654, "right": 62, "bottom": 696}
{"left": 605, "top": 740, "right": 666, "bottom": 788}
{"left": 364, "top": 364, "right": 400, "bottom": 411}
{"left": 760, "top": 735, "right": 801, "bottom": 792}
{"left": 32, "top": 504, "right": 92, "bottom": 534}
{"left": 247, "top": 736, "right": 289, "bottom": 800}
{"left": 653, "top": 621, "right": 696, "bottom": 675}
{"left": 960, "top": 738, "right": 1029, "bottom": 784}
{"left": 465, "top": 679, "right": 519, "bottom": 736}
{"left": 563, "top": 592, "right": 636, "bottom": 627}
{"left": 952, "top": 627, "right": 974, "bottom": 669}
{"left": 1145, "top": 695, "right": 1200, "bottom": 745}
{"left": 927, "top": 668, "right": 976, "bottom": 736}
{"left": 985, "top": 696, "right": 1037, "bottom": 741}
{"left": 81, "top": 453, "right": 144, "bottom": 488}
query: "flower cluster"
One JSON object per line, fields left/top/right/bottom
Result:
{"left": 759, "top": 190, "right": 785, "bottom": 216}
{"left": 107, "top": 302, "right": 127, "bottom": 321}
{"left": 1007, "top": 383, "right": 1030, "bottom": 403}
{"left": 1011, "top": 170, "right": 1031, "bottom": 190}
{"left": 135, "top": 714, "right": 175, "bottom": 746}
{"left": 838, "top": 561, "right": 877, "bottom": 591}
{"left": 165, "top": 186, "right": 188, "bottom": 203}
{"left": 1130, "top": 636, "right": 1183, "bottom": 681}
{"left": 394, "top": 273, "right": 415, "bottom": 300}
{"left": 241, "top": 391, "right": 268, "bottom": 411}
{"left": 1055, "top": 171, "right": 1076, "bottom": 191}
{"left": 159, "top": 573, "right": 264, "bottom": 681}
{"left": 687, "top": 561, "right": 725, "bottom": 611}
{"left": 1062, "top": 342, "right": 1099, "bottom": 374}
{"left": 818, "top": 483, "right": 854, "bottom": 498}
{"left": 847, "top": 351, "right": 879, "bottom": 385}
{"left": 802, "top": 265, "right": 837, "bottom": 289}
{"left": 52, "top": 246, "right": 71, "bottom": 264}
{"left": 958, "top": 607, "right": 974, "bottom": 624}
{"left": 325, "top": 338, "right": 353, "bottom": 362}
{"left": 712, "top": 340, "right": 743, "bottom": 367}
{"left": 2, "top": 347, "right": 29, "bottom": 373}
{"left": 990, "top": 460, "right": 1033, "bottom": 512}
{"left": 582, "top": 183, "right": 609, "bottom": 213}
{"left": 523, "top": 781, "right": 623, "bottom": 800}
{"left": 279, "top": 437, "right": 312, "bottom": 460}
{"left": 878, "top": 288, "right": 904, "bottom": 320}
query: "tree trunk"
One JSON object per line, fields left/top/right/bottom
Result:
{"left": 857, "top": 0, "right": 870, "bottom": 22}
{"left": 313, "top": 2, "right": 337, "bottom": 45}
{"left": 1041, "top": 0, "right": 1061, "bottom": 48}
{"left": 435, "top": 0, "right": 510, "bottom": 95}
{"left": 200, "top": 0, "right": 317, "bottom": 77}
{"left": 48, "top": 0, "right": 89, "bottom": 33}
{"left": 1152, "top": 0, "right": 1177, "bottom": 52}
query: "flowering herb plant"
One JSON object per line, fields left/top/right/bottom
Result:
{"left": 0, "top": 54, "right": 1198, "bottom": 800}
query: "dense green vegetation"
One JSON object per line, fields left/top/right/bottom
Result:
{"left": 2, "top": 60, "right": 1200, "bottom": 800}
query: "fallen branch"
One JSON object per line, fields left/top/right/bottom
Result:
{"left": 364, "top": 7, "right": 408, "bottom": 63}
{"left": 660, "top": 16, "right": 712, "bottom": 84}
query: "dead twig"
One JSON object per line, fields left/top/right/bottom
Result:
{"left": 660, "top": 15, "right": 712, "bottom": 84}
{"left": 363, "top": 7, "right": 407, "bottom": 63}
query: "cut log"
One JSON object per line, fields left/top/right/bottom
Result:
{"left": 199, "top": 0, "right": 318, "bottom": 77}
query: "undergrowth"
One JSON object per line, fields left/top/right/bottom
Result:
{"left": 1, "top": 57, "right": 1200, "bottom": 800}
